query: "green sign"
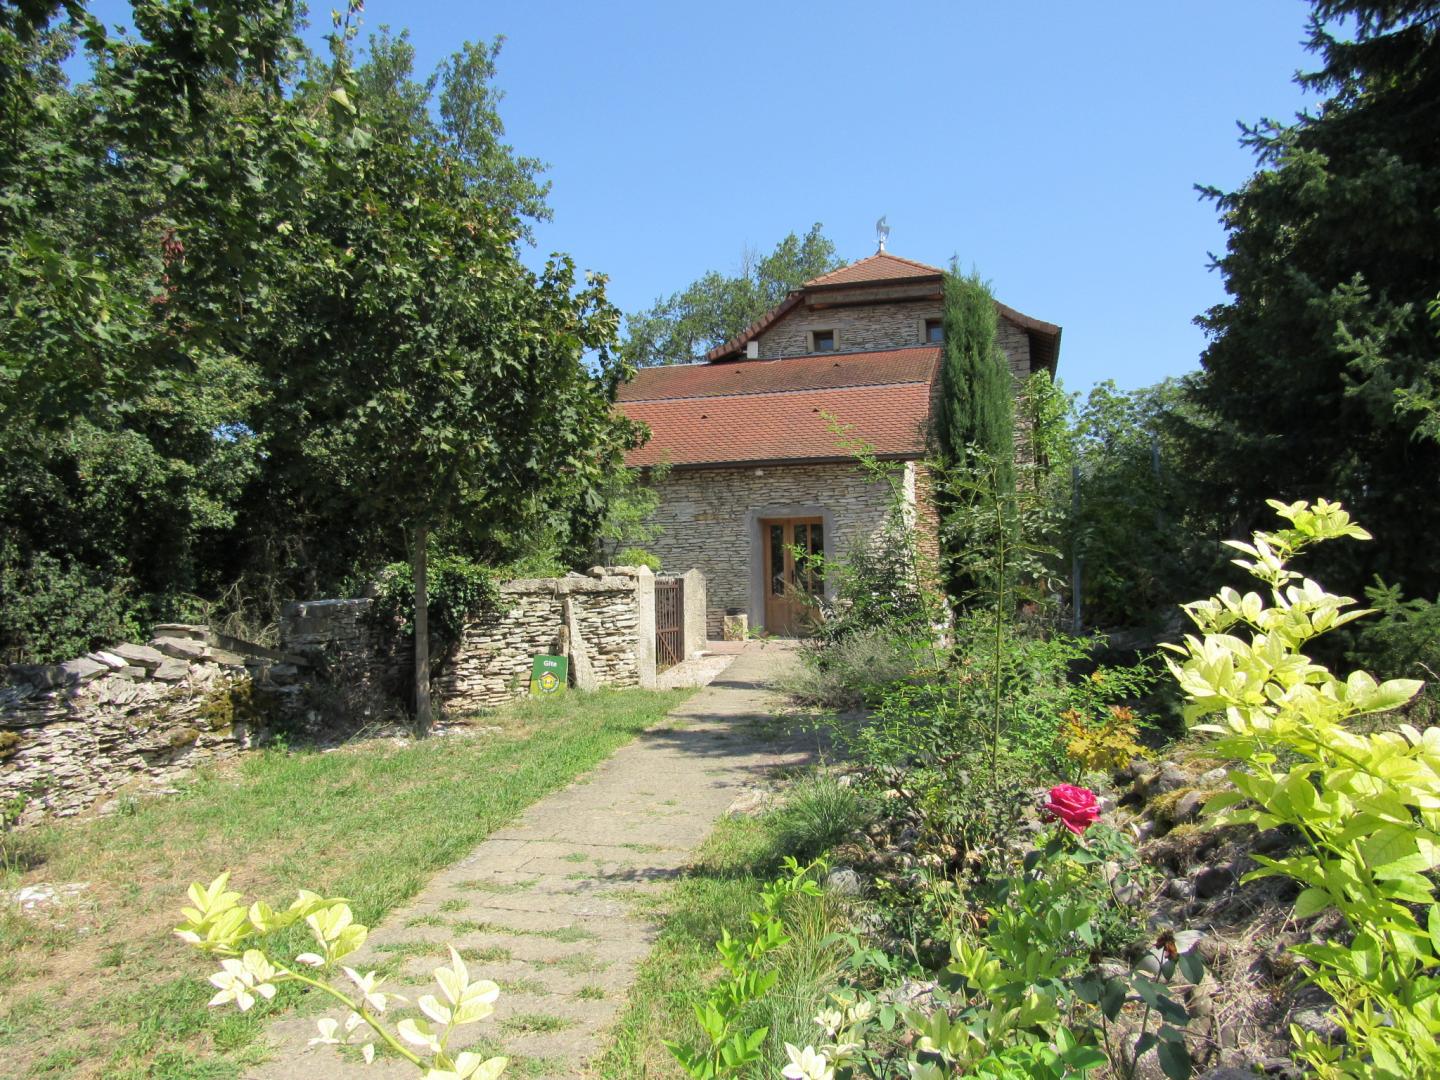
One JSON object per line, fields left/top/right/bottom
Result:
{"left": 529, "top": 654, "right": 568, "bottom": 695}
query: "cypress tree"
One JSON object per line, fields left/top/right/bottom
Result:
{"left": 934, "top": 270, "right": 1015, "bottom": 603}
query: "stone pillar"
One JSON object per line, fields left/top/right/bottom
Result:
{"left": 681, "top": 569, "right": 707, "bottom": 658}
{"left": 633, "top": 566, "right": 656, "bottom": 689}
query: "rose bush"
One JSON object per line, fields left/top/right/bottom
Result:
{"left": 1044, "top": 784, "right": 1100, "bottom": 835}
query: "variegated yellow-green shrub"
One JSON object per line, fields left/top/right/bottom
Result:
{"left": 1164, "top": 499, "right": 1440, "bottom": 1079}
{"left": 176, "top": 873, "right": 507, "bottom": 1080}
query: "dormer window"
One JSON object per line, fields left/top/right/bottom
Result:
{"left": 924, "top": 318, "right": 944, "bottom": 343}
{"left": 809, "top": 329, "right": 837, "bottom": 353}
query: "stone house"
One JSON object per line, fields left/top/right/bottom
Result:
{"left": 616, "top": 251, "right": 1060, "bottom": 637}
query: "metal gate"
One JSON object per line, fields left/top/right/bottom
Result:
{"left": 655, "top": 577, "right": 683, "bottom": 672}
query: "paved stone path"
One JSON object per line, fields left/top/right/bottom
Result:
{"left": 250, "top": 642, "right": 807, "bottom": 1079}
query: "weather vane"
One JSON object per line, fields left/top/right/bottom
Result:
{"left": 875, "top": 216, "right": 890, "bottom": 253}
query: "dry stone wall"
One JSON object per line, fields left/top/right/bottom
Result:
{"left": 434, "top": 569, "right": 650, "bottom": 713}
{"left": 2, "top": 568, "right": 674, "bottom": 824}
{"left": 0, "top": 627, "right": 283, "bottom": 824}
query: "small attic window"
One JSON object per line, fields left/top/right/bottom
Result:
{"left": 924, "top": 318, "right": 944, "bottom": 344}
{"left": 809, "top": 329, "right": 837, "bottom": 353}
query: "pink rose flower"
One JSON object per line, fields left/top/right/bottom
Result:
{"left": 1044, "top": 784, "right": 1100, "bottom": 835}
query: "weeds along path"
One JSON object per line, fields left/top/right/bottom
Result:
{"left": 249, "top": 642, "right": 812, "bottom": 1080}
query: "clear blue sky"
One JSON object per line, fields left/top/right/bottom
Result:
{"left": 81, "top": 1, "right": 1321, "bottom": 393}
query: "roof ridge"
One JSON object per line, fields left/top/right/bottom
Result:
{"left": 803, "top": 250, "right": 944, "bottom": 287}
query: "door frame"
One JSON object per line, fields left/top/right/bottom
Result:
{"left": 745, "top": 504, "right": 835, "bottom": 634}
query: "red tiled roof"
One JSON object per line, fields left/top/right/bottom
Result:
{"left": 618, "top": 346, "right": 940, "bottom": 403}
{"left": 618, "top": 346, "right": 937, "bottom": 468}
{"left": 621, "top": 383, "right": 933, "bottom": 468}
{"left": 803, "top": 252, "right": 943, "bottom": 289}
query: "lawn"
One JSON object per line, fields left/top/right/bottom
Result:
{"left": 0, "top": 687, "right": 691, "bottom": 1079}
{"left": 598, "top": 777, "right": 854, "bottom": 1079}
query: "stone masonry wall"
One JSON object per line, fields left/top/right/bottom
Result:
{"left": 434, "top": 570, "right": 648, "bottom": 713}
{"left": 757, "top": 299, "right": 942, "bottom": 358}
{"left": 644, "top": 461, "right": 926, "bottom": 632}
{"left": 755, "top": 299, "right": 1034, "bottom": 380}
{"left": 1, "top": 631, "right": 274, "bottom": 824}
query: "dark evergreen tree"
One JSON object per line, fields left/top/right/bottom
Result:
{"left": 933, "top": 270, "right": 1015, "bottom": 603}
{"left": 1187, "top": 0, "right": 1440, "bottom": 600}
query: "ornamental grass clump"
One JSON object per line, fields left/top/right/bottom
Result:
{"left": 1165, "top": 499, "right": 1440, "bottom": 1079}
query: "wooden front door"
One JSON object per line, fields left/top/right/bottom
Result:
{"left": 761, "top": 517, "right": 825, "bottom": 636}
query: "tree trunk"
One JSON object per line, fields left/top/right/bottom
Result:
{"left": 413, "top": 523, "right": 432, "bottom": 735}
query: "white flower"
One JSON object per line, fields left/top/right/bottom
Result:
{"left": 343, "top": 967, "right": 390, "bottom": 1013}
{"left": 361, "top": 1043, "right": 375, "bottom": 1064}
{"left": 782, "top": 1043, "right": 834, "bottom": 1080}
{"left": 813, "top": 1008, "right": 843, "bottom": 1037}
{"left": 308, "top": 1017, "right": 341, "bottom": 1046}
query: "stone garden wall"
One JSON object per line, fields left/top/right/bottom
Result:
{"left": 434, "top": 567, "right": 655, "bottom": 713}
{"left": 1, "top": 566, "right": 674, "bottom": 825}
{"left": 0, "top": 626, "right": 297, "bottom": 824}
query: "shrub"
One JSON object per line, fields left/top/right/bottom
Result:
{"left": 1166, "top": 498, "right": 1440, "bottom": 1079}
{"left": 783, "top": 629, "right": 926, "bottom": 710}
{"left": 0, "top": 546, "right": 143, "bottom": 664}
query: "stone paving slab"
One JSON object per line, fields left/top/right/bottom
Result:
{"left": 247, "top": 642, "right": 808, "bottom": 1079}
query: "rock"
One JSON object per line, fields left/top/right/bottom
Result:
{"left": 1199, "top": 1070, "right": 1268, "bottom": 1080}
{"left": 152, "top": 658, "right": 190, "bottom": 682}
{"left": 1146, "top": 764, "right": 1190, "bottom": 798}
{"left": 1290, "top": 1007, "right": 1345, "bottom": 1045}
{"left": 1254, "top": 827, "right": 1292, "bottom": 855}
{"left": 87, "top": 650, "right": 128, "bottom": 671}
{"left": 825, "top": 867, "right": 865, "bottom": 897}
{"left": 205, "top": 649, "right": 248, "bottom": 668}
{"left": 151, "top": 636, "right": 208, "bottom": 662}
{"left": 10, "top": 881, "right": 91, "bottom": 913}
{"left": 1165, "top": 877, "right": 1194, "bottom": 901}
{"left": 60, "top": 657, "right": 109, "bottom": 684}
{"left": 152, "top": 623, "right": 208, "bottom": 640}
{"left": 119, "top": 666, "right": 148, "bottom": 679}
{"left": 725, "top": 789, "right": 769, "bottom": 817}
{"left": 1173, "top": 788, "right": 1211, "bottom": 824}
{"left": 1194, "top": 864, "right": 1235, "bottom": 899}
{"left": 884, "top": 979, "right": 937, "bottom": 1008}
{"left": 113, "top": 642, "right": 165, "bottom": 670}
{"left": 1200, "top": 767, "right": 1229, "bottom": 785}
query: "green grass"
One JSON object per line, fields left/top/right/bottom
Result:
{"left": 596, "top": 805, "right": 852, "bottom": 1079}
{"left": 0, "top": 686, "right": 690, "bottom": 1078}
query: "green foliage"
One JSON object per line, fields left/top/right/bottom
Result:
{"left": 765, "top": 775, "right": 873, "bottom": 864}
{"left": 0, "top": 2, "right": 643, "bottom": 665}
{"left": 1187, "top": 1, "right": 1440, "bottom": 605}
{"left": 621, "top": 225, "right": 843, "bottom": 367}
{"left": 934, "top": 272, "right": 1016, "bottom": 605}
{"left": 1166, "top": 498, "right": 1440, "bottom": 1079}
{"left": 372, "top": 554, "right": 504, "bottom": 661}
{"left": 1068, "top": 380, "right": 1227, "bottom": 629}
{"left": 176, "top": 873, "right": 509, "bottom": 1077}
{"left": 664, "top": 858, "right": 827, "bottom": 1079}
{"left": 0, "top": 545, "right": 142, "bottom": 663}
{"left": 791, "top": 829, "right": 1200, "bottom": 1080}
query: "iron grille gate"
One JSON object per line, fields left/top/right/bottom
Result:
{"left": 655, "top": 577, "right": 683, "bottom": 672}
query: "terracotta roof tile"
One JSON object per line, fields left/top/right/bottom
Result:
{"left": 618, "top": 347, "right": 937, "bottom": 468}
{"left": 618, "top": 346, "right": 940, "bottom": 403}
{"left": 803, "top": 252, "right": 943, "bottom": 289}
